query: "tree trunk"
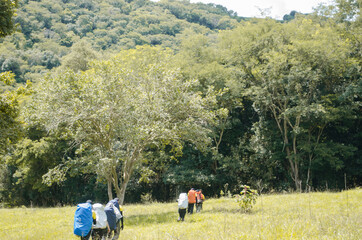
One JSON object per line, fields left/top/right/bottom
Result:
{"left": 305, "top": 153, "right": 312, "bottom": 192}
{"left": 285, "top": 145, "right": 300, "bottom": 191}
{"left": 107, "top": 179, "right": 113, "bottom": 201}
{"left": 283, "top": 125, "right": 300, "bottom": 191}
{"left": 305, "top": 125, "right": 325, "bottom": 192}
{"left": 212, "top": 118, "right": 226, "bottom": 174}
{"left": 113, "top": 147, "right": 142, "bottom": 205}
{"left": 118, "top": 181, "right": 128, "bottom": 205}
{"left": 270, "top": 104, "right": 301, "bottom": 191}
{"left": 292, "top": 133, "right": 301, "bottom": 192}
{"left": 117, "top": 160, "right": 135, "bottom": 205}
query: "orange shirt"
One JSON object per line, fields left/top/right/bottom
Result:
{"left": 188, "top": 189, "right": 196, "bottom": 203}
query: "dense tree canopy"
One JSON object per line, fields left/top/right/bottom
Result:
{"left": 0, "top": 0, "right": 242, "bottom": 84}
{"left": 24, "top": 46, "right": 219, "bottom": 204}
{"left": 0, "top": 0, "right": 18, "bottom": 37}
{"left": 0, "top": 72, "right": 21, "bottom": 155}
{"left": 0, "top": 0, "right": 360, "bottom": 206}
{"left": 219, "top": 17, "right": 360, "bottom": 191}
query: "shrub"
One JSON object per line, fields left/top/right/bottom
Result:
{"left": 234, "top": 185, "right": 258, "bottom": 212}
{"left": 140, "top": 193, "right": 153, "bottom": 204}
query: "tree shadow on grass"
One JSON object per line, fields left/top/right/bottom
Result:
{"left": 125, "top": 207, "right": 261, "bottom": 227}
{"left": 126, "top": 211, "right": 177, "bottom": 227}
{"left": 202, "top": 206, "right": 261, "bottom": 215}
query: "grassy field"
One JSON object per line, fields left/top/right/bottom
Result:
{"left": 0, "top": 188, "right": 360, "bottom": 239}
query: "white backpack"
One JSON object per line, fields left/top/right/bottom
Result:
{"left": 113, "top": 205, "right": 122, "bottom": 220}
{"left": 105, "top": 202, "right": 123, "bottom": 220}
{"left": 178, "top": 193, "right": 188, "bottom": 209}
{"left": 92, "top": 203, "right": 108, "bottom": 229}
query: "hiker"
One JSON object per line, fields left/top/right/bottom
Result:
{"left": 92, "top": 203, "right": 109, "bottom": 240}
{"left": 74, "top": 200, "right": 95, "bottom": 240}
{"left": 187, "top": 188, "right": 197, "bottom": 214}
{"left": 110, "top": 198, "right": 124, "bottom": 240}
{"left": 195, "top": 189, "right": 205, "bottom": 213}
{"left": 105, "top": 198, "right": 123, "bottom": 240}
{"left": 177, "top": 193, "right": 188, "bottom": 221}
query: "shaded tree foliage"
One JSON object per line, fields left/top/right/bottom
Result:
{"left": 0, "top": 0, "right": 18, "bottom": 37}
{"left": 24, "top": 46, "right": 219, "bottom": 204}
{"left": 0, "top": 0, "right": 360, "bottom": 206}
{"left": 0, "top": 0, "right": 243, "bottom": 83}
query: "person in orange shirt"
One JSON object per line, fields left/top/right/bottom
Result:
{"left": 187, "top": 188, "right": 197, "bottom": 214}
{"left": 195, "top": 189, "right": 205, "bottom": 213}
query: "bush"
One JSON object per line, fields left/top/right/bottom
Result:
{"left": 140, "top": 193, "right": 153, "bottom": 204}
{"left": 234, "top": 185, "right": 258, "bottom": 212}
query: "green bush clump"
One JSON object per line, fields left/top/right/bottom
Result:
{"left": 235, "top": 185, "right": 258, "bottom": 212}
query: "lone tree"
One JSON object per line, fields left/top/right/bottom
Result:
{"left": 25, "top": 46, "right": 218, "bottom": 204}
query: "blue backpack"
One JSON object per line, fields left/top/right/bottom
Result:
{"left": 104, "top": 202, "right": 117, "bottom": 230}
{"left": 74, "top": 203, "right": 93, "bottom": 237}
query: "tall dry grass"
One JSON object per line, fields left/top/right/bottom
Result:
{"left": 0, "top": 188, "right": 360, "bottom": 239}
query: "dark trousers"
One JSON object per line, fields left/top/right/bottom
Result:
{"left": 112, "top": 220, "right": 121, "bottom": 240}
{"left": 80, "top": 230, "right": 91, "bottom": 240}
{"left": 92, "top": 228, "right": 107, "bottom": 240}
{"left": 107, "top": 229, "right": 116, "bottom": 240}
{"left": 196, "top": 202, "right": 203, "bottom": 212}
{"left": 187, "top": 203, "right": 195, "bottom": 214}
{"left": 178, "top": 208, "right": 186, "bottom": 221}
{"left": 107, "top": 220, "right": 122, "bottom": 240}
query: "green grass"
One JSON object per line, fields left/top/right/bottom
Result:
{"left": 0, "top": 188, "right": 361, "bottom": 239}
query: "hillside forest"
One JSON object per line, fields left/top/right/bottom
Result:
{"left": 0, "top": 0, "right": 361, "bottom": 206}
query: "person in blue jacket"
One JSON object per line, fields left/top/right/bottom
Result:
{"left": 104, "top": 198, "right": 123, "bottom": 240}
{"left": 74, "top": 200, "right": 96, "bottom": 240}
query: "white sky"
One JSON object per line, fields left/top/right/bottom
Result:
{"left": 190, "top": 0, "right": 332, "bottom": 19}
{"left": 160, "top": 0, "right": 332, "bottom": 20}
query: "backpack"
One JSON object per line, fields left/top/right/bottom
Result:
{"left": 114, "top": 205, "right": 122, "bottom": 220}
{"left": 110, "top": 199, "right": 123, "bottom": 220}
{"left": 197, "top": 192, "right": 204, "bottom": 203}
{"left": 104, "top": 203, "right": 117, "bottom": 230}
{"left": 74, "top": 203, "right": 93, "bottom": 237}
{"left": 92, "top": 203, "right": 108, "bottom": 229}
{"left": 178, "top": 193, "right": 188, "bottom": 209}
